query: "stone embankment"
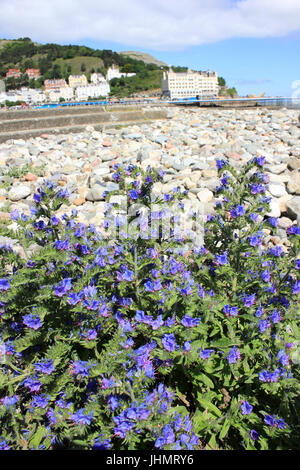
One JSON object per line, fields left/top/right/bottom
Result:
{"left": 0, "top": 105, "right": 170, "bottom": 143}
{"left": 0, "top": 106, "right": 299, "bottom": 254}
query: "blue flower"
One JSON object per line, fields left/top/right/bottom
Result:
{"left": 10, "top": 209, "right": 20, "bottom": 220}
{"left": 267, "top": 217, "right": 278, "bottom": 228}
{"left": 128, "top": 189, "right": 139, "bottom": 200}
{"left": 181, "top": 315, "right": 200, "bottom": 327}
{"left": 243, "top": 294, "right": 256, "bottom": 307}
{"left": 199, "top": 349, "right": 214, "bottom": 360}
{"left": 250, "top": 429, "right": 259, "bottom": 441}
{"left": 23, "top": 314, "right": 42, "bottom": 330}
{"left": 92, "top": 435, "right": 112, "bottom": 450}
{"left": 253, "top": 156, "right": 265, "bottom": 166}
{"left": 215, "top": 251, "right": 228, "bottom": 265}
{"left": 240, "top": 401, "right": 253, "bottom": 415}
{"left": 264, "top": 414, "right": 275, "bottom": 426}
{"left": 22, "top": 376, "right": 42, "bottom": 392}
{"left": 226, "top": 346, "right": 240, "bottom": 364}
{"left": 230, "top": 205, "right": 245, "bottom": 218}
{"left": 31, "top": 394, "right": 50, "bottom": 409}
{"left": 34, "top": 359, "right": 55, "bottom": 375}
{"left": 275, "top": 418, "right": 287, "bottom": 429}
{"left": 0, "top": 278, "right": 10, "bottom": 291}
{"left": 2, "top": 395, "right": 18, "bottom": 409}
{"left": 71, "top": 360, "right": 94, "bottom": 377}
{"left": 54, "top": 278, "right": 72, "bottom": 297}
{"left": 216, "top": 159, "right": 228, "bottom": 171}
{"left": 71, "top": 409, "right": 94, "bottom": 425}
{"left": 223, "top": 305, "right": 238, "bottom": 317}
{"left": 261, "top": 269, "right": 271, "bottom": 282}
{"left": 162, "top": 333, "right": 177, "bottom": 352}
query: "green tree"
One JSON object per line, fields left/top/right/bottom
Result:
{"left": 218, "top": 76, "right": 226, "bottom": 87}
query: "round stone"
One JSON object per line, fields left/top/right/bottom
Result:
{"left": 8, "top": 185, "right": 31, "bottom": 201}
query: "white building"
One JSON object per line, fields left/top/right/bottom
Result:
{"left": 75, "top": 83, "right": 110, "bottom": 101}
{"left": 162, "top": 69, "right": 219, "bottom": 99}
{"left": 90, "top": 72, "right": 106, "bottom": 84}
{"left": 106, "top": 65, "right": 136, "bottom": 81}
{"left": 19, "top": 87, "right": 46, "bottom": 104}
{"left": 47, "top": 86, "right": 74, "bottom": 102}
{"left": 0, "top": 91, "right": 20, "bottom": 103}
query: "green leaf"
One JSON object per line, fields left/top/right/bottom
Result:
{"left": 197, "top": 395, "right": 222, "bottom": 418}
{"left": 219, "top": 418, "right": 230, "bottom": 439}
{"left": 29, "top": 425, "right": 47, "bottom": 450}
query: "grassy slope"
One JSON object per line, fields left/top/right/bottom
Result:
{"left": 54, "top": 57, "right": 105, "bottom": 75}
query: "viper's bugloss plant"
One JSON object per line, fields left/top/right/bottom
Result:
{"left": 0, "top": 159, "right": 299, "bottom": 450}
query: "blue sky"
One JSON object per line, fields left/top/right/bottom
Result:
{"left": 1, "top": 0, "right": 300, "bottom": 96}
{"left": 82, "top": 35, "right": 300, "bottom": 97}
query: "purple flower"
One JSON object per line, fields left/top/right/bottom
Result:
{"left": 0, "top": 439, "right": 11, "bottom": 450}
{"left": 261, "top": 269, "right": 271, "bottom": 283}
{"left": 250, "top": 183, "right": 266, "bottom": 194}
{"left": 240, "top": 401, "right": 253, "bottom": 415}
{"left": 258, "top": 318, "right": 270, "bottom": 333}
{"left": 31, "top": 394, "right": 50, "bottom": 409}
{"left": 181, "top": 315, "right": 200, "bottom": 327}
{"left": 34, "top": 359, "right": 55, "bottom": 375}
{"left": 2, "top": 395, "right": 18, "bottom": 408}
{"left": 54, "top": 278, "right": 72, "bottom": 297}
{"left": 10, "top": 209, "right": 20, "bottom": 220}
{"left": 253, "top": 156, "right": 265, "bottom": 167}
{"left": 264, "top": 414, "right": 276, "bottom": 426}
{"left": 267, "top": 217, "right": 278, "bottom": 228}
{"left": 216, "top": 159, "right": 228, "bottom": 171}
{"left": 71, "top": 409, "right": 94, "bottom": 425}
{"left": 128, "top": 189, "right": 139, "bottom": 200}
{"left": 259, "top": 369, "right": 280, "bottom": 383}
{"left": 162, "top": 333, "right": 177, "bottom": 352}
{"left": 71, "top": 360, "right": 94, "bottom": 377}
{"left": 230, "top": 205, "right": 245, "bottom": 218}
{"left": 199, "top": 349, "right": 214, "bottom": 360}
{"left": 183, "top": 341, "right": 191, "bottom": 352}
{"left": 275, "top": 419, "right": 286, "bottom": 429}
{"left": 116, "top": 268, "right": 134, "bottom": 282}
{"left": 33, "top": 193, "right": 42, "bottom": 203}
{"left": 277, "top": 350, "right": 289, "bottom": 366}
{"left": 250, "top": 213, "right": 259, "bottom": 223}
{"left": 243, "top": 294, "right": 256, "bottom": 307}
{"left": 67, "top": 292, "right": 81, "bottom": 306}
{"left": 22, "top": 377, "right": 42, "bottom": 392}
{"left": 287, "top": 226, "right": 300, "bottom": 236}
{"left": 223, "top": 305, "right": 238, "bottom": 317}
{"left": 226, "top": 346, "right": 240, "bottom": 364}
{"left": 248, "top": 233, "right": 263, "bottom": 247}
{"left": 250, "top": 429, "right": 259, "bottom": 441}
{"left": 270, "top": 310, "right": 281, "bottom": 324}
{"left": 215, "top": 251, "right": 228, "bottom": 265}
{"left": 23, "top": 314, "right": 42, "bottom": 330}
{"left": 151, "top": 315, "right": 164, "bottom": 330}
{"left": 0, "top": 278, "right": 10, "bottom": 291}
{"left": 293, "top": 281, "right": 300, "bottom": 295}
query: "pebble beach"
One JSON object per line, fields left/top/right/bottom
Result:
{"left": 1, "top": 106, "right": 300, "bottom": 252}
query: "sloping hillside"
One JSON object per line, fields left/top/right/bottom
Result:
{"left": 120, "top": 51, "right": 167, "bottom": 67}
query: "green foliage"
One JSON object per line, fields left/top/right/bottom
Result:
{"left": 0, "top": 157, "right": 299, "bottom": 451}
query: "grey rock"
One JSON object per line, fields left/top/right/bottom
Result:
{"left": 286, "top": 196, "right": 300, "bottom": 223}
{"left": 8, "top": 184, "right": 31, "bottom": 201}
{"left": 268, "top": 182, "right": 287, "bottom": 198}
{"left": 85, "top": 185, "right": 107, "bottom": 202}
{"left": 287, "top": 158, "right": 300, "bottom": 171}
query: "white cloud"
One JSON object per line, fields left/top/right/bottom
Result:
{"left": 0, "top": 0, "right": 300, "bottom": 50}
